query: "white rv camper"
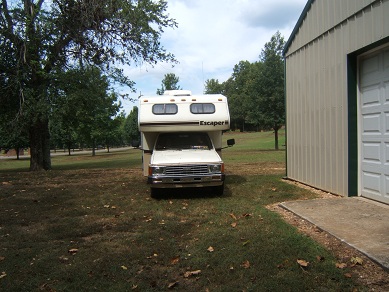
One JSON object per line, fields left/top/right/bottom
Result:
{"left": 138, "top": 90, "right": 234, "bottom": 197}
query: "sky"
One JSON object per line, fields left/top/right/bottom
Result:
{"left": 120, "top": 0, "right": 308, "bottom": 114}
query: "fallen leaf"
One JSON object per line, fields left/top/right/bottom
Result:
{"left": 229, "top": 213, "right": 237, "bottom": 220}
{"left": 121, "top": 265, "right": 128, "bottom": 270}
{"left": 350, "top": 257, "right": 363, "bottom": 266}
{"left": 336, "top": 262, "right": 347, "bottom": 269}
{"left": 242, "top": 213, "right": 252, "bottom": 218}
{"left": 0, "top": 272, "right": 6, "bottom": 279}
{"left": 183, "top": 271, "right": 191, "bottom": 278}
{"left": 168, "top": 281, "right": 179, "bottom": 289}
{"left": 59, "top": 256, "right": 69, "bottom": 262}
{"left": 241, "top": 260, "right": 250, "bottom": 269}
{"left": 231, "top": 222, "right": 237, "bottom": 228}
{"left": 316, "top": 255, "right": 325, "bottom": 262}
{"left": 184, "top": 270, "right": 201, "bottom": 278}
{"left": 344, "top": 273, "right": 353, "bottom": 278}
{"left": 207, "top": 246, "right": 214, "bottom": 252}
{"left": 171, "top": 257, "right": 180, "bottom": 265}
{"left": 297, "top": 259, "right": 309, "bottom": 267}
{"left": 242, "top": 240, "right": 250, "bottom": 246}
{"left": 103, "top": 205, "right": 110, "bottom": 208}
{"left": 68, "top": 248, "right": 79, "bottom": 255}
{"left": 271, "top": 187, "right": 277, "bottom": 191}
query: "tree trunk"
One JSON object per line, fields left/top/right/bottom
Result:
{"left": 92, "top": 140, "right": 96, "bottom": 156}
{"left": 29, "top": 119, "right": 51, "bottom": 171}
{"left": 274, "top": 128, "right": 279, "bottom": 150}
{"left": 15, "top": 147, "right": 20, "bottom": 160}
{"left": 67, "top": 134, "right": 72, "bottom": 156}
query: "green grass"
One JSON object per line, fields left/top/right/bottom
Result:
{"left": 0, "top": 131, "right": 362, "bottom": 291}
{"left": 225, "top": 129, "right": 285, "bottom": 150}
{"left": 223, "top": 130, "right": 286, "bottom": 164}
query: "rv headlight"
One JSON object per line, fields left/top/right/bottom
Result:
{"left": 209, "top": 164, "right": 223, "bottom": 173}
{"left": 150, "top": 166, "right": 166, "bottom": 176}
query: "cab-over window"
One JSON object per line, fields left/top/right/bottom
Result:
{"left": 190, "top": 103, "right": 215, "bottom": 114}
{"left": 152, "top": 104, "right": 178, "bottom": 115}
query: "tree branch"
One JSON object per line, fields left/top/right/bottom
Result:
{"left": 1, "top": 0, "right": 14, "bottom": 34}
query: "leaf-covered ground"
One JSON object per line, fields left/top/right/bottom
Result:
{"left": 0, "top": 147, "right": 387, "bottom": 291}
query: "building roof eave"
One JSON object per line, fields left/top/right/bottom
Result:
{"left": 282, "top": 0, "right": 315, "bottom": 57}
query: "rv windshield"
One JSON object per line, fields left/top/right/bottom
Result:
{"left": 155, "top": 132, "right": 212, "bottom": 150}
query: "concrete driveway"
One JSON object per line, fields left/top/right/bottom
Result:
{"left": 280, "top": 197, "right": 389, "bottom": 270}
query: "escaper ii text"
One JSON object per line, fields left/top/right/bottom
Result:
{"left": 199, "top": 121, "right": 225, "bottom": 126}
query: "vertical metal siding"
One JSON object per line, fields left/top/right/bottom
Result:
{"left": 287, "top": 0, "right": 377, "bottom": 55}
{"left": 285, "top": 0, "right": 389, "bottom": 196}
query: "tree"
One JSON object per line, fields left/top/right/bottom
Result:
{"left": 244, "top": 61, "right": 264, "bottom": 130}
{"left": 204, "top": 79, "right": 224, "bottom": 94}
{"left": 50, "top": 66, "right": 121, "bottom": 156}
{"left": 255, "top": 31, "right": 285, "bottom": 149}
{"left": 223, "top": 61, "right": 255, "bottom": 131}
{"left": 156, "top": 73, "right": 182, "bottom": 95}
{"left": 104, "top": 112, "right": 126, "bottom": 150}
{"left": 0, "top": 122, "right": 29, "bottom": 159}
{"left": 124, "top": 106, "right": 140, "bottom": 146}
{"left": 68, "top": 68, "right": 121, "bottom": 156}
{"left": 0, "top": 0, "right": 177, "bottom": 170}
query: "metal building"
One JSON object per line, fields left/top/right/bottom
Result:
{"left": 283, "top": 0, "right": 389, "bottom": 204}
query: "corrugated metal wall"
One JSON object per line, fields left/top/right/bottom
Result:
{"left": 284, "top": 0, "right": 389, "bottom": 196}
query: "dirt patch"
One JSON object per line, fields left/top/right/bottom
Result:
{"left": 267, "top": 181, "right": 389, "bottom": 291}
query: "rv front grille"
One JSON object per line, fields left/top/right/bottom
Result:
{"left": 165, "top": 165, "right": 209, "bottom": 176}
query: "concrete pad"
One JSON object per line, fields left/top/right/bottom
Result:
{"left": 280, "top": 197, "right": 389, "bottom": 270}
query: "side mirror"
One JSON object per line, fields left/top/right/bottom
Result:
{"left": 227, "top": 139, "right": 235, "bottom": 147}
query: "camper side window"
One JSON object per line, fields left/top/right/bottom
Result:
{"left": 152, "top": 104, "right": 178, "bottom": 115}
{"left": 190, "top": 103, "right": 215, "bottom": 114}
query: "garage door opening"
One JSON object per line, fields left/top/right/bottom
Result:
{"left": 358, "top": 45, "right": 389, "bottom": 204}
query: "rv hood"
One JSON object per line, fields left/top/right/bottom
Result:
{"left": 150, "top": 149, "right": 222, "bottom": 165}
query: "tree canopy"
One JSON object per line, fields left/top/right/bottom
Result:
{"left": 156, "top": 73, "right": 182, "bottom": 95}
{"left": 0, "top": 0, "right": 177, "bottom": 170}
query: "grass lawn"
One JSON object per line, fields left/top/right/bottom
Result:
{"left": 0, "top": 131, "right": 361, "bottom": 291}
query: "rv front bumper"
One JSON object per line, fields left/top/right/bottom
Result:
{"left": 148, "top": 174, "right": 225, "bottom": 188}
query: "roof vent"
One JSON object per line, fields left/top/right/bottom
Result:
{"left": 164, "top": 90, "right": 192, "bottom": 96}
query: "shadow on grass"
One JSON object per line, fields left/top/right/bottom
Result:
{"left": 0, "top": 150, "right": 142, "bottom": 173}
{"left": 150, "top": 175, "right": 247, "bottom": 200}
